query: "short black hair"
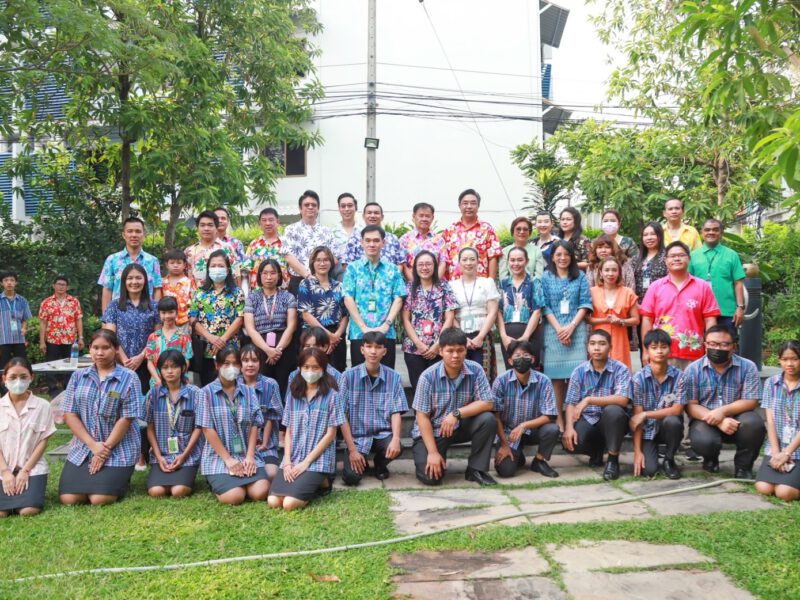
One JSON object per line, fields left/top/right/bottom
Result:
{"left": 53, "top": 274, "right": 69, "bottom": 285}
{"left": 213, "top": 206, "right": 230, "bottom": 217}
{"left": 362, "top": 330, "right": 387, "bottom": 346}
{"left": 588, "top": 329, "right": 612, "bottom": 345}
{"left": 363, "top": 201, "right": 383, "bottom": 214}
{"left": 0, "top": 271, "right": 18, "bottom": 282}
{"left": 664, "top": 197, "right": 684, "bottom": 209}
{"left": 337, "top": 193, "right": 357, "bottom": 209}
{"left": 299, "top": 190, "right": 320, "bottom": 207}
{"left": 664, "top": 241, "right": 691, "bottom": 257}
{"left": 257, "top": 258, "right": 284, "bottom": 288}
{"left": 506, "top": 340, "right": 536, "bottom": 362}
{"left": 122, "top": 216, "right": 145, "bottom": 230}
{"left": 259, "top": 207, "right": 279, "bottom": 219}
{"left": 458, "top": 188, "right": 480, "bottom": 204}
{"left": 704, "top": 324, "right": 735, "bottom": 341}
{"left": 197, "top": 210, "right": 219, "bottom": 227}
{"left": 361, "top": 224, "right": 386, "bottom": 240}
{"left": 439, "top": 327, "right": 468, "bottom": 348}
{"left": 643, "top": 328, "right": 672, "bottom": 348}
{"left": 413, "top": 202, "right": 434, "bottom": 214}
{"left": 702, "top": 218, "right": 724, "bottom": 230}
{"left": 300, "top": 326, "right": 330, "bottom": 348}
{"left": 164, "top": 249, "right": 187, "bottom": 263}
{"left": 156, "top": 348, "right": 187, "bottom": 371}
{"left": 157, "top": 296, "right": 179, "bottom": 312}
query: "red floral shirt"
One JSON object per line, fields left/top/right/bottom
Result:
{"left": 162, "top": 275, "right": 195, "bottom": 326}
{"left": 441, "top": 219, "right": 503, "bottom": 280}
{"left": 38, "top": 295, "right": 83, "bottom": 345}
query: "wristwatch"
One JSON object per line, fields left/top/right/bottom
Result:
{"left": 736, "top": 304, "right": 745, "bottom": 309}
{"left": 453, "top": 409, "right": 462, "bottom": 421}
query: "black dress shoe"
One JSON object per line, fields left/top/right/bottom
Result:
{"left": 735, "top": 467, "right": 754, "bottom": 480}
{"left": 373, "top": 455, "right": 390, "bottom": 480}
{"left": 589, "top": 450, "right": 605, "bottom": 467}
{"left": 603, "top": 460, "right": 620, "bottom": 481}
{"left": 531, "top": 458, "right": 559, "bottom": 478}
{"left": 465, "top": 468, "right": 498, "bottom": 486}
{"left": 662, "top": 458, "right": 681, "bottom": 480}
{"left": 685, "top": 447, "right": 701, "bottom": 461}
{"left": 702, "top": 457, "right": 720, "bottom": 473}
{"left": 517, "top": 452, "right": 526, "bottom": 468}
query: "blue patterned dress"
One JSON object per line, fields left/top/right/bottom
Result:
{"left": 540, "top": 271, "right": 593, "bottom": 380}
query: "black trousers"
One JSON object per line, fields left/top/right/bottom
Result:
{"left": 565, "top": 405, "right": 629, "bottom": 457}
{"left": 689, "top": 410, "right": 765, "bottom": 470}
{"left": 404, "top": 352, "right": 441, "bottom": 391}
{"left": 465, "top": 331, "right": 483, "bottom": 365}
{"left": 260, "top": 331, "right": 296, "bottom": 400}
{"left": 640, "top": 415, "right": 683, "bottom": 477}
{"left": 0, "top": 343, "right": 26, "bottom": 371}
{"left": 45, "top": 342, "right": 72, "bottom": 393}
{"left": 288, "top": 275, "right": 303, "bottom": 298}
{"left": 412, "top": 411, "right": 495, "bottom": 485}
{"left": 495, "top": 422, "right": 560, "bottom": 478}
{"left": 342, "top": 435, "right": 396, "bottom": 486}
{"left": 324, "top": 324, "right": 347, "bottom": 373}
{"left": 350, "top": 338, "right": 396, "bottom": 369}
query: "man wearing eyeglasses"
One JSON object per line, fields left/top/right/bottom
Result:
{"left": 680, "top": 325, "right": 766, "bottom": 478}
{"left": 639, "top": 241, "right": 721, "bottom": 370}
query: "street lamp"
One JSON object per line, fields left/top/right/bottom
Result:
{"left": 364, "top": 137, "right": 380, "bottom": 149}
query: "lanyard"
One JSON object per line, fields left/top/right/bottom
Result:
{"left": 704, "top": 249, "right": 719, "bottom": 280}
{"left": 461, "top": 279, "right": 477, "bottom": 309}
{"left": 702, "top": 367, "right": 725, "bottom": 407}
{"left": 782, "top": 383, "right": 800, "bottom": 426}
{"left": 222, "top": 388, "right": 246, "bottom": 444}
{"left": 262, "top": 292, "right": 279, "bottom": 323}
{"left": 2, "top": 296, "right": 18, "bottom": 313}
{"left": 164, "top": 388, "right": 182, "bottom": 432}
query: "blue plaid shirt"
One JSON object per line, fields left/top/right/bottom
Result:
{"left": 632, "top": 365, "right": 685, "bottom": 440}
{"left": 196, "top": 379, "right": 264, "bottom": 475}
{"left": 411, "top": 359, "right": 493, "bottom": 439}
{"left": 761, "top": 374, "right": 800, "bottom": 459}
{"left": 342, "top": 257, "right": 407, "bottom": 340}
{"left": 287, "top": 365, "right": 343, "bottom": 404}
{"left": 339, "top": 364, "right": 409, "bottom": 454}
{"left": 282, "top": 388, "right": 345, "bottom": 473}
{"left": 144, "top": 384, "right": 203, "bottom": 466}
{"left": 0, "top": 293, "right": 32, "bottom": 345}
{"left": 62, "top": 365, "right": 142, "bottom": 467}
{"left": 244, "top": 375, "right": 283, "bottom": 461}
{"left": 680, "top": 354, "right": 760, "bottom": 411}
{"left": 565, "top": 359, "right": 632, "bottom": 425}
{"left": 492, "top": 369, "right": 557, "bottom": 450}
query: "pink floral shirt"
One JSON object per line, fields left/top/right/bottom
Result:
{"left": 441, "top": 219, "right": 503, "bottom": 280}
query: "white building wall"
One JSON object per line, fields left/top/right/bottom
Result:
{"left": 268, "top": 0, "right": 544, "bottom": 229}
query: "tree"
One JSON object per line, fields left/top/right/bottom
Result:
{"left": 510, "top": 143, "right": 572, "bottom": 219}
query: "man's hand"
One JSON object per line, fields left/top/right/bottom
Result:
{"left": 629, "top": 411, "right": 647, "bottom": 431}
{"left": 385, "top": 437, "right": 402, "bottom": 460}
{"left": 348, "top": 450, "right": 367, "bottom": 475}
{"left": 425, "top": 451, "right": 446, "bottom": 480}
{"left": 718, "top": 417, "right": 740, "bottom": 435}
{"left": 633, "top": 450, "right": 646, "bottom": 477}
{"left": 439, "top": 413, "right": 459, "bottom": 438}
{"left": 495, "top": 445, "right": 513, "bottom": 465}
{"left": 703, "top": 407, "right": 726, "bottom": 427}
{"left": 508, "top": 424, "right": 526, "bottom": 443}
{"left": 562, "top": 427, "right": 578, "bottom": 452}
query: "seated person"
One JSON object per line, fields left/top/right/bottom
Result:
{"left": 492, "top": 341, "right": 560, "bottom": 478}
{"left": 287, "top": 327, "right": 343, "bottom": 388}
{"left": 755, "top": 340, "right": 800, "bottom": 501}
{"left": 411, "top": 327, "right": 497, "bottom": 486}
{"left": 339, "top": 331, "right": 408, "bottom": 485}
{"left": 630, "top": 329, "right": 685, "bottom": 479}
{"left": 683, "top": 325, "right": 766, "bottom": 479}
{"left": 562, "top": 330, "right": 631, "bottom": 481}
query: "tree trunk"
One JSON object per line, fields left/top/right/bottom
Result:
{"left": 119, "top": 71, "right": 131, "bottom": 222}
{"left": 164, "top": 189, "right": 181, "bottom": 251}
{"left": 714, "top": 153, "right": 729, "bottom": 208}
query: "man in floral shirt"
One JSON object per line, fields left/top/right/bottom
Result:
{"left": 280, "top": 190, "right": 335, "bottom": 295}
{"left": 398, "top": 202, "right": 446, "bottom": 281}
{"left": 243, "top": 207, "right": 289, "bottom": 291}
{"left": 184, "top": 210, "right": 241, "bottom": 287}
{"left": 214, "top": 207, "right": 247, "bottom": 266}
{"left": 342, "top": 202, "right": 405, "bottom": 267}
{"left": 38, "top": 275, "right": 84, "bottom": 395}
{"left": 441, "top": 189, "right": 503, "bottom": 280}
{"left": 640, "top": 241, "right": 720, "bottom": 370}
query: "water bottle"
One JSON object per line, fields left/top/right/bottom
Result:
{"left": 70, "top": 340, "right": 79, "bottom": 368}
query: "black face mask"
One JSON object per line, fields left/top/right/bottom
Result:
{"left": 706, "top": 348, "right": 731, "bottom": 365}
{"left": 512, "top": 357, "right": 533, "bottom": 374}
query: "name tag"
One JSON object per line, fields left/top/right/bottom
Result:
{"left": 108, "top": 391, "right": 121, "bottom": 399}
{"left": 461, "top": 316, "right": 475, "bottom": 331}
{"left": 232, "top": 435, "right": 245, "bottom": 455}
{"left": 782, "top": 425, "right": 797, "bottom": 446}
{"left": 560, "top": 299, "right": 570, "bottom": 315}
{"left": 167, "top": 436, "right": 180, "bottom": 454}
{"left": 512, "top": 310, "right": 521, "bottom": 323}
{"left": 643, "top": 276, "right": 651, "bottom": 289}
{"left": 10, "top": 320, "right": 18, "bottom": 332}
{"left": 420, "top": 320, "right": 434, "bottom": 336}
{"left": 367, "top": 298, "right": 377, "bottom": 313}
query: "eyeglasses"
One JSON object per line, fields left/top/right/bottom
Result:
{"left": 706, "top": 341, "right": 733, "bottom": 349}
{"left": 514, "top": 227, "right": 532, "bottom": 233}
{"left": 666, "top": 254, "right": 688, "bottom": 260}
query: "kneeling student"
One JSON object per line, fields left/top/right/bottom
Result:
{"left": 493, "top": 341, "right": 560, "bottom": 478}
{"left": 563, "top": 330, "right": 632, "bottom": 481}
{"left": 240, "top": 344, "right": 282, "bottom": 481}
{"left": 630, "top": 329, "right": 685, "bottom": 479}
{"left": 340, "top": 331, "right": 408, "bottom": 485}
{"left": 198, "top": 348, "right": 270, "bottom": 505}
{"left": 269, "top": 348, "right": 344, "bottom": 511}
{"left": 145, "top": 350, "right": 203, "bottom": 498}
{"left": 411, "top": 327, "right": 497, "bottom": 486}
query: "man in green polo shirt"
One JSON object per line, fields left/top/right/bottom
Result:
{"left": 689, "top": 218, "right": 745, "bottom": 334}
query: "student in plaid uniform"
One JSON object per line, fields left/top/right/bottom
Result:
{"left": 144, "top": 350, "right": 203, "bottom": 497}
{"left": 269, "top": 348, "right": 344, "bottom": 511}
{"left": 630, "top": 329, "right": 685, "bottom": 480}
{"left": 492, "top": 341, "right": 560, "bottom": 479}
{"left": 59, "top": 330, "right": 142, "bottom": 506}
{"left": 339, "top": 331, "right": 408, "bottom": 486}
{"left": 197, "top": 348, "right": 269, "bottom": 505}
{"left": 240, "top": 344, "right": 283, "bottom": 481}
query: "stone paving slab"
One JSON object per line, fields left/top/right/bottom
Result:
{"left": 390, "top": 548, "right": 549, "bottom": 581}
{"left": 517, "top": 499, "right": 652, "bottom": 525}
{"left": 639, "top": 487, "right": 777, "bottom": 517}
{"left": 508, "top": 483, "right": 629, "bottom": 505}
{"left": 547, "top": 539, "right": 712, "bottom": 571}
{"left": 393, "top": 577, "right": 566, "bottom": 600}
{"left": 389, "top": 488, "right": 510, "bottom": 512}
{"left": 393, "top": 504, "right": 529, "bottom": 534}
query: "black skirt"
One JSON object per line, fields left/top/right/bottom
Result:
{"left": 147, "top": 464, "right": 199, "bottom": 489}
{"left": 269, "top": 470, "right": 332, "bottom": 502}
{"left": 206, "top": 467, "right": 268, "bottom": 495}
{"left": 756, "top": 457, "right": 800, "bottom": 489}
{"left": 0, "top": 474, "right": 47, "bottom": 511}
{"left": 58, "top": 459, "right": 135, "bottom": 498}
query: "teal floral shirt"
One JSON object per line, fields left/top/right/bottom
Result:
{"left": 342, "top": 257, "right": 407, "bottom": 340}
{"left": 188, "top": 286, "right": 245, "bottom": 357}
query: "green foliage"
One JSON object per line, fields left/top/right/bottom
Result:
{"left": 583, "top": 227, "right": 602, "bottom": 240}
{"left": 510, "top": 143, "right": 572, "bottom": 217}
{"left": 383, "top": 221, "right": 413, "bottom": 238}
{"left": 495, "top": 225, "right": 513, "bottom": 247}
{"left": 24, "top": 315, "right": 102, "bottom": 364}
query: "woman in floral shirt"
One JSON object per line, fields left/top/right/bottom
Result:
{"left": 189, "top": 250, "right": 245, "bottom": 386}
{"left": 402, "top": 251, "right": 459, "bottom": 388}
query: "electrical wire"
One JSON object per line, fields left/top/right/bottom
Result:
{"left": 8, "top": 478, "right": 756, "bottom": 583}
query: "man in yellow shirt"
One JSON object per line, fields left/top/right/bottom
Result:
{"left": 663, "top": 198, "right": 702, "bottom": 250}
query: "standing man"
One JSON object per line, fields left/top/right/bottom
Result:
{"left": 281, "top": 190, "right": 336, "bottom": 295}
{"left": 214, "top": 207, "right": 247, "bottom": 268}
{"left": 343, "top": 225, "right": 407, "bottom": 369}
{"left": 399, "top": 202, "right": 446, "bottom": 281}
{"left": 243, "top": 207, "right": 288, "bottom": 291}
{"left": 411, "top": 327, "right": 497, "bottom": 486}
{"left": 682, "top": 325, "right": 766, "bottom": 479}
{"left": 662, "top": 198, "right": 702, "bottom": 250}
{"left": 689, "top": 218, "right": 746, "bottom": 334}
{"left": 184, "top": 210, "right": 241, "bottom": 287}
{"left": 440, "top": 188, "right": 503, "bottom": 280}
{"left": 331, "top": 193, "right": 361, "bottom": 273}
{"left": 0, "top": 271, "right": 32, "bottom": 371}
{"left": 342, "top": 202, "right": 405, "bottom": 268}
{"left": 38, "top": 275, "right": 84, "bottom": 396}
{"left": 98, "top": 216, "right": 163, "bottom": 311}
{"left": 640, "top": 241, "right": 720, "bottom": 370}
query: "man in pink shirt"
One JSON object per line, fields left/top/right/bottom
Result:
{"left": 440, "top": 189, "right": 503, "bottom": 281}
{"left": 640, "top": 241, "right": 720, "bottom": 370}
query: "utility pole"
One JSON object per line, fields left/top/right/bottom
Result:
{"left": 366, "top": 0, "right": 377, "bottom": 204}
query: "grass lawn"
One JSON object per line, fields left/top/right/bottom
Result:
{"left": 1, "top": 436, "right": 798, "bottom": 599}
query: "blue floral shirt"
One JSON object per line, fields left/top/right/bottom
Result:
{"left": 297, "top": 275, "right": 348, "bottom": 328}
{"left": 101, "top": 300, "right": 160, "bottom": 359}
{"left": 498, "top": 274, "right": 545, "bottom": 323}
{"left": 98, "top": 248, "right": 163, "bottom": 300}
{"left": 343, "top": 231, "right": 406, "bottom": 265}
{"left": 343, "top": 258, "right": 407, "bottom": 340}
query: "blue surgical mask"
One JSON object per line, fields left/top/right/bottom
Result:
{"left": 208, "top": 267, "right": 228, "bottom": 283}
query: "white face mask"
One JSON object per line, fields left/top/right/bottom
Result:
{"left": 601, "top": 221, "right": 619, "bottom": 236}
{"left": 301, "top": 370, "right": 322, "bottom": 384}
{"left": 208, "top": 267, "right": 228, "bottom": 283}
{"left": 7, "top": 378, "right": 31, "bottom": 395}
{"left": 220, "top": 366, "right": 240, "bottom": 381}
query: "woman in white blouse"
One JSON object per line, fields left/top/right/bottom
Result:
{"left": 0, "top": 357, "right": 56, "bottom": 516}
{"left": 452, "top": 247, "right": 500, "bottom": 383}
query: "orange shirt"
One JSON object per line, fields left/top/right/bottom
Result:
{"left": 590, "top": 286, "right": 638, "bottom": 369}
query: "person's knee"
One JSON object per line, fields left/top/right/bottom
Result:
{"left": 495, "top": 461, "right": 517, "bottom": 478}
{"left": 171, "top": 486, "right": 193, "bottom": 498}
{"left": 88, "top": 494, "right": 117, "bottom": 506}
{"left": 218, "top": 488, "right": 246, "bottom": 505}
{"left": 603, "top": 404, "right": 627, "bottom": 423}
{"left": 775, "top": 485, "right": 800, "bottom": 502}
{"left": 690, "top": 425, "right": 720, "bottom": 452}
{"left": 737, "top": 411, "right": 766, "bottom": 436}
{"left": 283, "top": 497, "right": 307, "bottom": 512}
{"left": 267, "top": 494, "right": 282, "bottom": 509}
{"left": 247, "top": 481, "right": 270, "bottom": 501}
{"left": 18, "top": 507, "right": 41, "bottom": 516}
{"left": 754, "top": 481, "right": 774, "bottom": 496}
{"left": 415, "top": 469, "right": 443, "bottom": 486}
{"left": 642, "top": 460, "right": 658, "bottom": 478}
{"left": 148, "top": 486, "right": 167, "bottom": 498}
{"left": 342, "top": 471, "right": 362, "bottom": 486}
{"left": 473, "top": 411, "right": 496, "bottom": 430}
{"left": 539, "top": 422, "right": 561, "bottom": 442}
{"left": 0, "top": 510, "right": 9, "bottom": 518}
{"left": 60, "top": 494, "right": 85, "bottom": 506}
{"left": 662, "top": 416, "right": 683, "bottom": 433}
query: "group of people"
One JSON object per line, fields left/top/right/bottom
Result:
{"left": 1, "top": 191, "right": 798, "bottom": 518}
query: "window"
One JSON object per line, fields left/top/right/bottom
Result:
{"left": 264, "top": 143, "right": 307, "bottom": 177}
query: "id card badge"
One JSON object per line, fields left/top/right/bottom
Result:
{"left": 782, "top": 425, "right": 797, "bottom": 445}
{"left": 560, "top": 298, "right": 570, "bottom": 315}
{"left": 167, "top": 436, "right": 180, "bottom": 455}
{"left": 461, "top": 316, "right": 474, "bottom": 331}
{"left": 643, "top": 276, "right": 651, "bottom": 289}
{"left": 512, "top": 310, "right": 521, "bottom": 323}
{"left": 367, "top": 297, "right": 377, "bottom": 313}
{"left": 266, "top": 331, "right": 277, "bottom": 347}
{"left": 420, "top": 320, "right": 434, "bottom": 336}
{"left": 9, "top": 320, "right": 18, "bottom": 333}
{"left": 232, "top": 435, "right": 245, "bottom": 454}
